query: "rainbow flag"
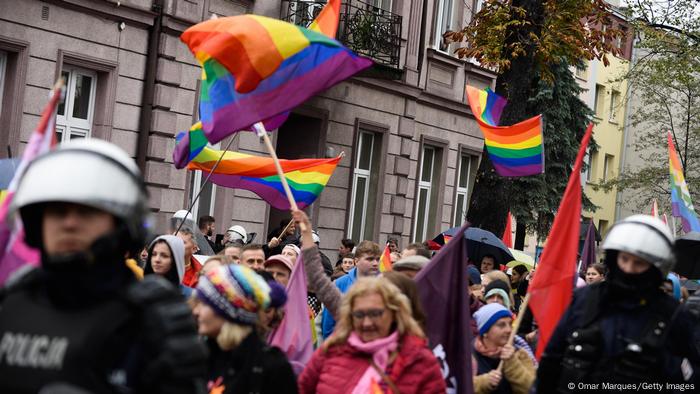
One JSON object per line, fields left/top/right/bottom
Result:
{"left": 182, "top": 15, "right": 372, "bottom": 145}
{"left": 309, "top": 0, "right": 341, "bottom": 38}
{"left": 184, "top": 145, "right": 341, "bottom": 210}
{"left": 467, "top": 86, "right": 544, "bottom": 177}
{"left": 379, "top": 244, "right": 392, "bottom": 272}
{"left": 466, "top": 85, "right": 507, "bottom": 126}
{"left": 667, "top": 132, "right": 700, "bottom": 232}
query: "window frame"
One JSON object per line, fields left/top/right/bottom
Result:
{"left": 603, "top": 154, "right": 614, "bottom": 182}
{"left": 348, "top": 130, "right": 376, "bottom": 242}
{"left": 189, "top": 153, "right": 219, "bottom": 219}
{"left": 453, "top": 150, "right": 478, "bottom": 226}
{"left": 609, "top": 89, "right": 620, "bottom": 122}
{"left": 55, "top": 66, "right": 98, "bottom": 143}
{"left": 433, "top": 0, "right": 454, "bottom": 52}
{"left": 414, "top": 145, "right": 435, "bottom": 242}
{"left": 593, "top": 84, "right": 605, "bottom": 118}
{"left": 412, "top": 136, "right": 447, "bottom": 243}
{"left": 0, "top": 51, "right": 6, "bottom": 117}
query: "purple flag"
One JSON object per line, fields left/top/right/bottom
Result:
{"left": 415, "top": 222, "right": 473, "bottom": 394}
{"left": 268, "top": 253, "right": 313, "bottom": 375}
{"left": 578, "top": 220, "right": 596, "bottom": 277}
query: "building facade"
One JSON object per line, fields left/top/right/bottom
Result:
{"left": 0, "top": 0, "right": 494, "bottom": 260}
{"left": 575, "top": 8, "right": 633, "bottom": 236}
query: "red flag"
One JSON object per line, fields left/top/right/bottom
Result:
{"left": 501, "top": 211, "right": 513, "bottom": 248}
{"left": 528, "top": 123, "right": 594, "bottom": 359}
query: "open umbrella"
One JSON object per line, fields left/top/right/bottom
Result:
{"left": 464, "top": 227, "right": 514, "bottom": 266}
{"left": 506, "top": 248, "right": 534, "bottom": 271}
{"left": 674, "top": 232, "right": 700, "bottom": 279}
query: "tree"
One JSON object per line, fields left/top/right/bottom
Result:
{"left": 446, "top": 0, "right": 622, "bottom": 238}
{"left": 597, "top": 0, "right": 700, "bottom": 219}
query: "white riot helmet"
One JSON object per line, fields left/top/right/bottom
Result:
{"left": 11, "top": 139, "right": 149, "bottom": 250}
{"left": 602, "top": 214, "right": 675, "bottom": 276}
{"left": 227, "top": 225, "right": 248, "bottom": 244}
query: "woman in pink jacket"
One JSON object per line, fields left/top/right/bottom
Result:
{"left": 298, "top": 277, "right": 446, "bottom": 394}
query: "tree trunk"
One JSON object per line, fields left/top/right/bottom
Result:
{"left": 514, "top": 221, "right": 527, "bottom": 250}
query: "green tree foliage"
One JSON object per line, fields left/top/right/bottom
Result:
{"left": 597, "top": 0, "right": 700, "bottom": 217}
{"left": 446, "top": 0, "right": 621, "bottom": 238}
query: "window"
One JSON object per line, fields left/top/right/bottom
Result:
{"left": 586, "top": 150, "right": 597, "bottom": 182}
{"left": 603, "top": 154, "right": 614, "bottom": 181}
{"left": 413, "top": 145, "right": 443, "bottom": 242}
{"left": 0, "top": 51, "right": 6, "bottom": 117}
{"left": 474, "top": 0, "right": 485, "bottom": 13}
{"left": 434, "top": 0, "right": 454, "bottom": 51}
{"left": 609, "top": 90, "right": 620, "bottom": 122}
{"left": 369, "top": 0, "right": 392, "bottom": 13}
{"left": 56, "top": 67, "right": 97, "bottom": 142}
{"left": 617, "top": 26, "right": 627, "bottom": 50}
{"left": 593, "top": 84, "right": 605, "bottom": 117}
{"left": 453, "top": 153, "right": 478, "bottom": 226}
{"left": 598, "top": 219, "right": 609, "bottom": 235}
{"left": 575, "top": 63, "right": 588, "bottom": 80}
{"left": 189, "top": 167, "right": 218, "bottom": 219}
{"left": 349, "top": 130, "right": 382, "bottom": 242}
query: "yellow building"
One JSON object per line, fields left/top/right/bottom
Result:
{"left": 576, "top": 13, "right": 632, "bottom": 236}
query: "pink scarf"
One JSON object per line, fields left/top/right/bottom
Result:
{"left": 348, "top": 331, "right": 399, "bottom": 394}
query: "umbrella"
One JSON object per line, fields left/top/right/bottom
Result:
{"left": 674, "top": 232, "right": 700, "bottom": 279}
{"left": 464, "top": 227, "right": 514, "bottom": 266}
{"left": 506, "top": 248, "right": 534, "bottom": 271}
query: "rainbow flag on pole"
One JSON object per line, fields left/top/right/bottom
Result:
{"left": 466, "top": 86, "right": 544, "bottom": 177}
{"left": 667, "top": 132, "right": 700, "bottom": 232}
{"left": 379, "top": 244, "right": 392, "bottom": 272}
{"left": 181, "top": 15, "right": 372, "bottom": 145}
{"left": 183, "top": 143, "right": 340, "bottom": 210}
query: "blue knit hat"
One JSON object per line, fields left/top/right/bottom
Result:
{"left": 474, "top": 303, "right": 512, "bottom": 336}
{"left": 467, "top": 265, "right": 481, "bottom": 285}
{"left": 196, "top": 264, "right": 271, "bottom": 325}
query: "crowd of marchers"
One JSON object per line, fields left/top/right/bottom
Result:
{"left": 1, "top": 139, "right": 699, "bottom": 394}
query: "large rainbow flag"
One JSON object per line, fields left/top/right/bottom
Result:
{"left": 667, "top": 132, "right": 700, "bottom": 232}
{"left": 466, "top": 86, "right": 544, "bottom": 177}
{"left": 182, "top": 141, "right": 341, "bottom": 210}
{"left": 182, "top": 14, "right": 372, "bottom": 145}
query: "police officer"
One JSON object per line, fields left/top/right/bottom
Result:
{"left": 0, "top": 140, "right": 207, "bottom": 393}
{"left": 537, "top": 215, "right": 700, "bottom": 392}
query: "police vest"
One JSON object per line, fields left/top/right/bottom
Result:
{"left": 0, "top": 284, "right": 135, "bottom": 393}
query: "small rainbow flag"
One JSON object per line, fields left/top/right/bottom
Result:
{"left": 667, "top": 132, "right": 700, "bottom": 232}
{"left": 181, "top": 15, "right": 372, "bottom": 144}
{"left": 466, "top": 85, "right": 507, "bottom": 126}
{"left": 467, "top": 86, "right": 544, "bottom": 177}
{"left": 379, "top": 244, "right": 392, "bottom": 272}
{"left": 182, "top": 143, "right": 341, "bottom": 210}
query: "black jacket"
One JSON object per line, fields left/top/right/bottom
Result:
{"left": 206, "top": 332, "right": 297, "bottom": 394}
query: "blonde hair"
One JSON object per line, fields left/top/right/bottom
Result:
{"left": 324, "top": 277, "right": 424, "bottom": 349}
{"left": 217, "top": 322, "right": 253, "bottom": 351}
{"left": 483, "top": 270, "right": 515, "bottom": 308}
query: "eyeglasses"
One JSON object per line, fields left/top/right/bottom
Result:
{"left": 351, "top": 308, "right": 385, "bottom": 321}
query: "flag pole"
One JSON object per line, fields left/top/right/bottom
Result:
{"left": 497, "top": 293, "right": 531, "bottom": 371}
{"left": 174, "top": 132, "right": 238, "bottom": 235}
{"left": 253, "top": 122, "right": 308, "bottom": 231}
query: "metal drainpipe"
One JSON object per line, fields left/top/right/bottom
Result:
{"left": 615, "top": 35, "right": 638, "bottom": 222}
{"left": 136, "top": 0, "right": 164, "bottom": 172}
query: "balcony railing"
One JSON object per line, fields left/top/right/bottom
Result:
{"left": 282, "top": 0, "right": 402, "bottom": 72}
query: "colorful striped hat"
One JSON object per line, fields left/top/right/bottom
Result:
{"left": 196, "top": 264, "right": 271, "bottom": 325}
{"left": 474, "top": 303, "right": 512, "bottom": 336}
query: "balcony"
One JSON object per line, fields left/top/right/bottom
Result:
{"left": 282, "top": 0, "right": 402, "bottom": 76}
